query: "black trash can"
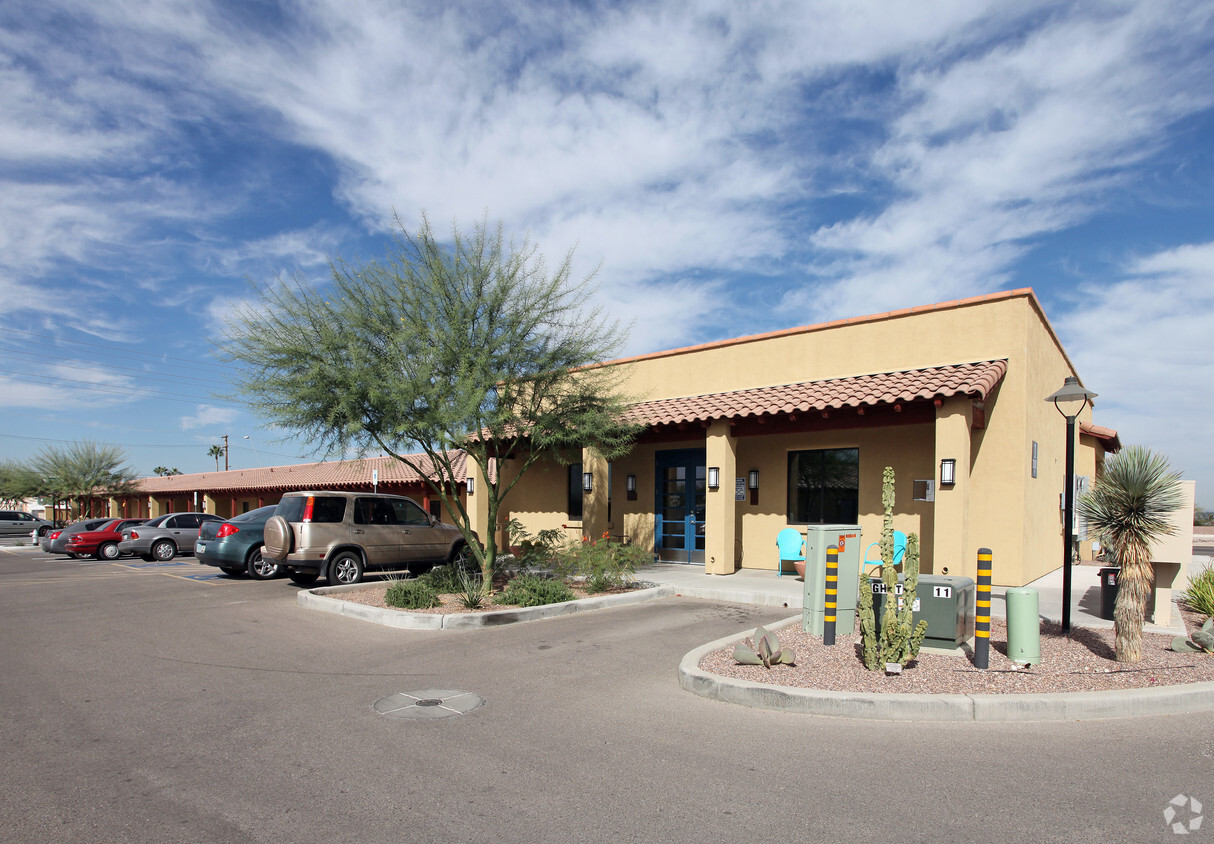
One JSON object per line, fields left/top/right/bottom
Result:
{"left": 1098, "top": 566, "right": 1120, "bottom": 621}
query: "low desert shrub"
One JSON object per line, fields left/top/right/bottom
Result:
{"left": 506, "top": 519, "right": 566, "bottom": 571}
{"left": 497, "top": 574, "right": 575, "bottom": 608}
{"left": 1182, "top": 564, "right": 1214, "bottom": 620}
{"left": 384, "top": 578, "right": 440, "bottom": 610}
{"left": 419, "top": 564, "right": 464, "bottom": 594}
{"left": 554, "top": 532, "right": 647, "bottom": 592}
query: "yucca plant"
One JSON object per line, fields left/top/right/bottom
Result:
{"left": 1181, "top": 564, "right": 1214, "bottom": 620}
{"left": 1077, "top": 445, "right": 1183, "bottom": 663}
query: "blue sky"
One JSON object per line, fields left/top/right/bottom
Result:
{"left": 1, "top": 0, "right": 1212, "bottom": 503}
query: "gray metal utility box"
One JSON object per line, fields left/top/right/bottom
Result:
{"left": 801, "top": 524, "right": 863, "bottom": 636}
{"left": 870, "top": 573, "right": 976, "bottom": 649}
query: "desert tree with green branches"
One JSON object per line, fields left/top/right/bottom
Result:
{"left": 1078, "top": 445, "right": 1184, "bottom": 663}
{"left": 219, "top": 212, "right": 641, "bottom": 586}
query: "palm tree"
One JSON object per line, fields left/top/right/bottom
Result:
{"left": 1078, "top": 445, "right": 1183, "bottom": 663}
{"left": 153, "top": 466, "right": 182, "bottom": 477}
{"left": 207, "top": 444, "right": 224, "bottom": 471}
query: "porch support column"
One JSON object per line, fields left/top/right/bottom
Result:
{"left": 933, "top": 396, "right": 974, "bottom": 579}
{"left": 466, "top": 459, "right": 491, "bottom": 555}
{"left": 581, "top": 448, "right": 610, "bottom": 541}
{"left": 704, "top": 420, "right": 737, "bottom": 575}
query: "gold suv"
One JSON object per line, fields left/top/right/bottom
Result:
{"left": 262, "top": 490, "right": 473, "bottom": 586}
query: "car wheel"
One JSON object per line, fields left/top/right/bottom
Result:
{"left": 37, "top": 526, "right": 49, "bottom": 537}
{"left": 96, "top": 542, "right": 120, "bottom": 561}
{"left": 246, "top": 547, "right": 279, "bottom": 580}
{"left": 219, "top": 566, "right": 245, "bottom": 576}
{"left": 141, "top": 554, "right": 155, "bottom": 562}
{"left": 329, "top": 552, "right": 364, "bottom": 585}
{"left": 449, "top": 543, "right": 475, "bottom": 570}
{"left": 288, "top": 571, "right": 319, "bottom": 586}
{"left": 151, "top": 540, "right": 176, "bottom": 561}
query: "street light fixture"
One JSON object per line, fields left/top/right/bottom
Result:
{"left": 243, "top": 435, "right": 265, "bottom": 468}
{"left": 1045, "top": 375, "right": 1098, "bottom": 633}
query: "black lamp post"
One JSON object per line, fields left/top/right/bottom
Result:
{"left": 1045, "top": 375, "right": 1098, "bottom": 632}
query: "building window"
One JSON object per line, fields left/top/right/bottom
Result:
{"left": 568, "top": 463, "right": 583, "bottom": 520}
{"left": 787, "top": 448, "right": 860, "bottom": 524}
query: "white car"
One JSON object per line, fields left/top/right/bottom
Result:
{"left": 0, "top": 510, "right": 54, "bottom": 538}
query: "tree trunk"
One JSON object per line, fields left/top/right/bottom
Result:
{"left": 1113, "top": 543, "right": 1152, "bottom": 663}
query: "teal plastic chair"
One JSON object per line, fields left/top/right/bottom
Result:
{"left": 775, "top": 528, "right": 804, "bottom": 578}
{"left": 863, "top": 530, "right": 907, "bottom": 572}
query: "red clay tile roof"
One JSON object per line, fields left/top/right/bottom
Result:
{"left": 1079, "top": 421, "right": 1122, "bottom": 453}
{"left": 622, "top": 360, "right": 1008, "bottom": 426}
{"left": 135, "top": 451, "right": 466, "bottom": 493}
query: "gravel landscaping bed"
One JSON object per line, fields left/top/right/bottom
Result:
{"left": 697, "top": 608, "right": 1214, "bottom": 695}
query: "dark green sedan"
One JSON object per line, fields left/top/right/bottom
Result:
{"left": 195, "top": 505, "right": 280, "bottom": 579}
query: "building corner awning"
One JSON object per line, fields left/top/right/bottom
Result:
{"left": 1080, "top": 421, "right": 1122, "bottom": 454}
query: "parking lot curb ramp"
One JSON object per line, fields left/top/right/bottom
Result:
{"left": 678, "top": 615, "right": 1214, "bottom": 722}
{"left": 299, "top": 582, "right": 676, "bottom": 629}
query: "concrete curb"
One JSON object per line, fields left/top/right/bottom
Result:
{"left": 678, "top": 615, "right": 1214, "bottom": 722}
{"left": 299, "top": 582, "right": 677, "bottom": 629}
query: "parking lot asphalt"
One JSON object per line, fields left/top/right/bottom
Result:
{"left": 3, "top": 545, "right": 1213, "bottom": 843}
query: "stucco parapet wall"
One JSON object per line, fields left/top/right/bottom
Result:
{"left": 299, "top": 582, "right": 676, "bottom": 629}
{"left": 678, "top": 615, "right": 1214, "bottom": 722}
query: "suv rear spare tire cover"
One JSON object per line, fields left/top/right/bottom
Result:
{"left": 262, "top": 515, "right": 293, "bottom": 560}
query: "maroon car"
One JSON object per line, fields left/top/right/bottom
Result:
{"left": 64, "top": 518, "right": 148, "bottom": 560}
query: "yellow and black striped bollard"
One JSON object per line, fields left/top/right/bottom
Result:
{"left": 974, "top": 547, "right": 992, "bottom": 669}
{"left": 823, "top": 545, "right": 839, "bottom": 646}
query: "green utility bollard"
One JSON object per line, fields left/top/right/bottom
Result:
{"left": 1005, "top": 587, "right": 1040, "bottom": 666}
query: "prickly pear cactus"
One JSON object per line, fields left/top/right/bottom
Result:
{"left": 1171, "top": 618, "right": 1214, "bottom": 654}
{"left": 733, "top": 625, "right": 797, "bottom": 668}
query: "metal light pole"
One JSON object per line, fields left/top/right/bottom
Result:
{"left": 243, "top": 435, "right": 265, "bottom": 468}
{"left": 1045, "top": 376, "right": 1098, "bottom": 633}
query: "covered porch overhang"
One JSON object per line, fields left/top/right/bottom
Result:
{"left": 580, "top": 360, "right": 1008, "bottom": 575}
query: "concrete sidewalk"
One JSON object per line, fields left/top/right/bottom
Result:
{"left": 637, "top": 556, "right": 1212, "bottom": 635}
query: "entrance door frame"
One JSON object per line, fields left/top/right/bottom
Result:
{"left": 654, "top": 448, "right": 706, "bottom": 564}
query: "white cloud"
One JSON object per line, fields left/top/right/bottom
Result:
{"left": 180, "top": 404, "right": 239, "bottom": 431}
{"left": 800, "top": 0, "right": 1214, "bottom": 320}
{"left": 1055, "top": 241, "right": 1214, "bottom": 500}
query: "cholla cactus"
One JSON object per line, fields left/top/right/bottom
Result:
{"left": 858, "top": 467, "right": 928, "bottom": 671}
{"left": 733, "top": 626, "right": 797, "bottom": 668}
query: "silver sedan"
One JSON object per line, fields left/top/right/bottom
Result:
{"left": 118, "top": 512, "right": 223, "bottom": 561}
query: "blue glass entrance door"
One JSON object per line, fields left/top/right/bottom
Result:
{"left": 655, "top": 449, "right": 706, "bottom": 564}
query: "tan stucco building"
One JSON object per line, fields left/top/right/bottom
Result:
{"left": 467, "top": 288, "right": 1120, "bottom": 587}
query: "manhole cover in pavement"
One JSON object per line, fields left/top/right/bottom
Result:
{"left": 373, "top": 690, "right": 484, "bottom": 720}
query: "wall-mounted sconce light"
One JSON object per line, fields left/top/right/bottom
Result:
{"left": 707, "top": 467, "right": 720, "bottom": 490}
{"left": 466, "top": 475, "right": 475, "bottom": 495}
{"left": 582, "top": 472, "right": 593, "bottom": 492}
{"left": 626, "top": 474, "right": 637, "bottom": 500}
{"left": 940, "top": 458, "right": 956, "bottom": 487}
{"left": 748, "top": 469, "right": 759, "bottom": 490}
